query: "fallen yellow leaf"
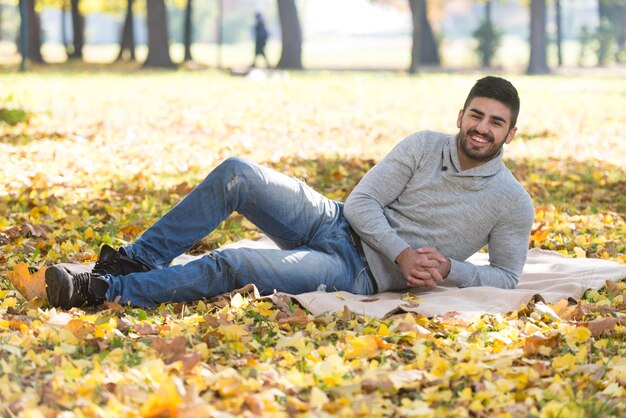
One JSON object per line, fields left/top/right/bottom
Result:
{"left": 7, "top": 263, "right": 47, "bottom": 301}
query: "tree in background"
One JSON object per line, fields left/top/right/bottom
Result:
{"left": 19, "top": 0, "right": 44, "bottom": 63}
{"left": 144, "top": 0, "right": 175, "bottom": 67}
{"left": 419, "top": 0, "right": 440, "bottom": 65}
{"left": 67, "top": 0, "right": 84, "bottom": 59}
{"left": 473, "top": 0, "right": 502, "bottom": 68}
{"left": 276, "top": 0, "right": 302, "bottom": 69}
{"left": 371, "top": 0, "right": 441, "bottom": 72}
{"left": 595, "top": 17, "right": 614, "bottom": 65}
{"left": 116, "top": 0, "right": 136, "bottom": 62}
{"left": 598, "top": 0, "right": 626, "bottom": 63}
{"left": 577, "top": 25, "right": 593, "bottom": 66}
{"left": 408, "top": 0, "right": 422, "bottom": 73}
{"left": 554, "top": 0, "right": 562, "bottom": 66}
{"left": 527, "top": 0, "right": 549, "bottom": 74}
{"left": 182, "top": 0, "right": 193, "bottom": 62}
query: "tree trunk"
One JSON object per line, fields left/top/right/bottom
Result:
{"left": 20, "top": 0, "right": 43, "bottom": 63}
{"left": 68, "top": 0, "right": 84, "bottom": 59}
{"left": 481, "top": 1, "right": 493, "bottom": 67}
{"left": 598, "top": 0, "right": 626, "bottom": 61}
{"left": 408, "top": 0, "right": 422, "bottom": 73}
{"left": 61, "top": 0, "right": 69, "bottom": 54}
{"left": 116, "top": 0, "right": 136, "bottom": 61}
{"left": 183, "top": 0, "right": 193, "bottom": 62}
{"left": 419, "top": 0, "right": 439, "bottom": 65}
{"left": 555, "top": 0, "right": 562, "bottom": 66}
{"left": 527, "top": 0, "right": 549, "bottom": 74}
{"left": 216, "top": 0, "right": 223, "bottom": 68}
{"left": 144, "top": 0, "right": 175, "bottom": 68}
{"left": 276, "top": 0, "right": 302, "bottom": 69}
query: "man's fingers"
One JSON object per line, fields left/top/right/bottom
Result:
{"left": 416, "top": 247, "right": 447, "bottom": 263}
{"left": 407, "top": 279, "right": 437, "bottom": 289}
{"left": 413, "top": 258, "right": 439, "bottom": 269}
{"left": 426, "top": 267, "right": 443, "bottom": 282}
{"left": 410, "top": 269, "right": 432, "bottom": 280}
{"left": 406, "top": 277, "right": 436, "bottom": 288}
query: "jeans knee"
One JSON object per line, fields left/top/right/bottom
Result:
{"left": 218, "top": 157, "right": 254, "bottom": 173}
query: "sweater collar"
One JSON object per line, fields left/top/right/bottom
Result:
{"left": 446, "top": 134, "right": 505, "bottom": 177}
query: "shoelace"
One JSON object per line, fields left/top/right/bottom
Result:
{"left": 93, "top": 252, "right": 117, "bottom": 273}
{"left": 73, "top": 272, "right": 102, "bottom": 305}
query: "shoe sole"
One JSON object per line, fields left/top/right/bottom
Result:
{"left": 45, "top": 266, "right": 72, "bottom": 310}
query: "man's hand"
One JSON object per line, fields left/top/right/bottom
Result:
{"left": 395, "top": 247, "right": 444, "bottom": 289}
{"left": 416, "top": 247, "right": 451, "bottom": 280}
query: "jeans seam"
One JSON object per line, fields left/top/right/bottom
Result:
{"left": 242, "top": 180, "right": 308, "bottom": 247}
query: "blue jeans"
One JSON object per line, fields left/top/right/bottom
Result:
{"left": 104, "top": 157, "right": 375, "bottom": 306}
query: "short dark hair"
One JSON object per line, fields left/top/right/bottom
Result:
{"left": 463, "top": 76, "right": 520, "bottom": 128}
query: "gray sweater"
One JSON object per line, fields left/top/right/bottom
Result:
{"left": 344, "top": 131, "right": 534, "bottom": 292}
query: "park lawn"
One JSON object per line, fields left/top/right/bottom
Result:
{"left": 0, "top": 69, "right": 625, "bottom": 416}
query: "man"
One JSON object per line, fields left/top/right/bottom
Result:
{"left": 45, "top": 76, "right": 534, "bottom": 310}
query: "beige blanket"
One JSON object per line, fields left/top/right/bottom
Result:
{"left": 62, "top": 238, "right": 625, "bottom": 318}
{"left": 178, "top": 237, "right": 626, "bottom": 319}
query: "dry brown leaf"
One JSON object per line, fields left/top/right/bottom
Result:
{"left": 120, "top": 225, "right": 142, "bottom": 240}
{"left": 523, "top": 333, "right": 560, "bottom": 356}
{"left": 278, "top": 308, "right": 308, "bottom": 327}
{"left": 22, "top": 223, "right": 53, "bottom": 238}
{"left": 340, "top": 305, "right": 352, "bottom": 322}
{"left": 180, "top": 352, "right": 202, "bottom": 372}
{"left": 103, "top": 300, "right": 125, "bottom": 313}
{"left": 361, "top": 377, "right": 394, "bottom": 394}
{"left": 603, "top": 280, "right": 621, "bottom": 299}
{"left": 66, "top": 319, "right": 95, "bottom": 339}
{"left": 117, "top": 317, "right": 133, "bottom": 332}
{"left": 7, "top": 263, "right": 47, "bottom": 301}
{"left": 133, "top": 322, "right": 159, "bottom": 335}
{"left": 578, "top": 317, "right": 623, "bottom": 337}
{"left": 152, "top": 336, "right": 188, "bottom": 363}
{"left": 561, "top": 300, "right": 593, "bottom": 321}
{"left": 245, "top": 394, "right": 265, "bottom": 415}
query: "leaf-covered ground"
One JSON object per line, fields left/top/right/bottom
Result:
{"left": 0, "top": 70, "right": 625, "bottom": 416}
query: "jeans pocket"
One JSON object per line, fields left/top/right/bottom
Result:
{"left": 352, "top": 267, "right": 375, "bottom": 295}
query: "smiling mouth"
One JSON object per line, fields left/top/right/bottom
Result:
{"left": 468, "top": 131, "right": 493, "bottom": 145}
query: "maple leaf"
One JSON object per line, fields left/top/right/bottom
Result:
{"left": 7, "top": 263, "right": 47, "bottom": 301}
{"left": 278, "top": 307, "right": 309, "bottom": 326}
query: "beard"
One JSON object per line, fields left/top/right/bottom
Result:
{"left": 458, "top": 128, "right": 506, "bottom": 163}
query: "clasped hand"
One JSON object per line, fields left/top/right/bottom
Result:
{"left": 395, "top": 247, "right": 451, "bottom": 289}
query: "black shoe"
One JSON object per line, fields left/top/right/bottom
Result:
{"left": 93, "top": 244, "right": 150, "bottom": 276}
{"left": 45, "top": 265, "right": 109, "bottom": 309}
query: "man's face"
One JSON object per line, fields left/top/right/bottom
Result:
{"left": 456, "top": 97, "right": 517, "bottom": 169}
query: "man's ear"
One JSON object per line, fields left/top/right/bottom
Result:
{"left": 505, "top": 126, "right": 517, "bottom": 144}
{"left": 456, "top": 109, "right": 464, "bottom": 128}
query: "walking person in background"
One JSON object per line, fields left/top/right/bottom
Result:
{"left": 251, "top": 12, "right": 270, "bottom": 68}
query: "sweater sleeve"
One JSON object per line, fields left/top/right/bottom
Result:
{"left": 344, "top": 136, "right": 421, "bottom": 262}
{"left": 445, "top": 193, "right": 535, "bottom": 289}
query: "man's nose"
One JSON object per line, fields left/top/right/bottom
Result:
{"left": 476, "top": 119, "right": 489, "bottom": 133}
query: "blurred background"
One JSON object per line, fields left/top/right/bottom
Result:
{"left": 1, "top": 0, "right": 625, "bottom": 73}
